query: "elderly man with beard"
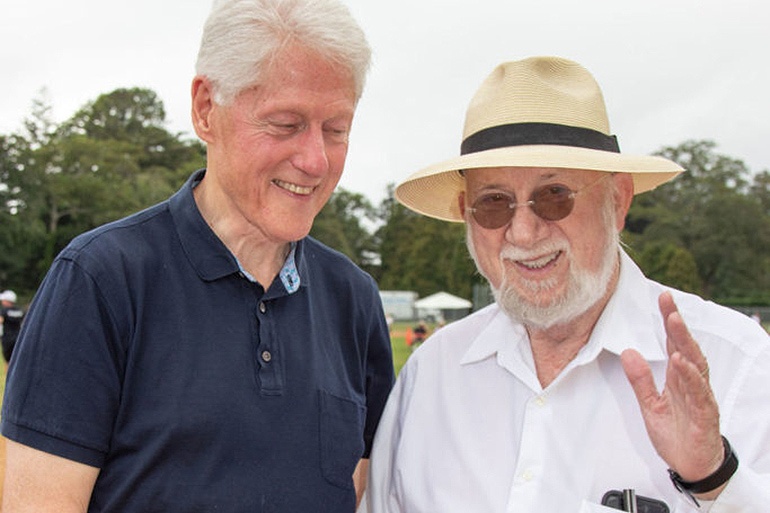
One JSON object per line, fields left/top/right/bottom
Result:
{"left": 364, "top": 57, "right": 770, "bottom": 512}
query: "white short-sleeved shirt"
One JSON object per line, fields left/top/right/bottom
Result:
{"left": 366, "top": 251, "right": 770, "bottom": 512}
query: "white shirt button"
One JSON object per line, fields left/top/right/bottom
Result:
{"left": 261, "top": 350, "right": 272, "bottom": 363}
{"left": 259, "top": 302, "right": 266, "bottom": 314}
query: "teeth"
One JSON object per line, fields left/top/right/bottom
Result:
{"left": 274, "top": 179, "right": 314, "bottom": 196}
{"left": 518, "top": 252, "right": 559, "bottom": 270}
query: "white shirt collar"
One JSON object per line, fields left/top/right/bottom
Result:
{"left": 459, "top": 249, "right": 668, "bottom": 387}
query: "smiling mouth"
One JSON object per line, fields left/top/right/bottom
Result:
{"left": 273, "top": 179, "right": 315, "bottom": 196}
{"left": 515, "top": 251, "right": 562, "bottom": 270}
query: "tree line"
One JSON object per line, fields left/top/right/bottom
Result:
{"left": 2, "top": 88, "right": 769, "bottom": 307}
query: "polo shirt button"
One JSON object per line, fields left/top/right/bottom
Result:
{"left": 259, "top": 302, "right": 266, "bottom": 314}
{"left": 261, "top": 350, "right": 272, "bottom": 363}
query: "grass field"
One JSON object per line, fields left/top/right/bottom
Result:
{"left": 389, "top": 321, "right": 439, "bottom": 375}
{"left": 389, "top": 322, "right": 414, "bottom": 375}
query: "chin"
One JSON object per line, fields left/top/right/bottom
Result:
{"left": 264, "top": 213, "right": 315, "bottom": 241}
{"left": 495, "top": 248, "right": 619, "bottom": 331}
{"left": 493, "top": 282, "right": 598, "bottom": 330}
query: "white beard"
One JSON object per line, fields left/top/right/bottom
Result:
{"left": 466, "top": 197, "right": 620, "bottom": 330}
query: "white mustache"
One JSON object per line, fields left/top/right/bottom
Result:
{"left": 499, "top": 242, "right": 568, "bottom": 262}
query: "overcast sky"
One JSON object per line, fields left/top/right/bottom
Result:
{"left": 2, "top": 0, "right": 768, "bottom": 205}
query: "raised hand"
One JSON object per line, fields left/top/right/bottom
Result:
{"left": 620, "top": 292, "right": 725, "bottom": 497}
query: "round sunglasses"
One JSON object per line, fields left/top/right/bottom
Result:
{"left": 467, "top": 174, "right": 611, "bottom": 229}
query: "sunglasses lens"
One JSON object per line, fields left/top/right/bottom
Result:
{"left": 471, "top": 193, "right": 514, "bottom": 229}
{"left": 470, "top": 185, "right": 576, "bottom": 228}
{"left": 531, "top": 185, "right": 574, "bottom": 221}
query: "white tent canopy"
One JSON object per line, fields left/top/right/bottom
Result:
{"left": 414, "top": 292, "right": 472, "bottom": 310}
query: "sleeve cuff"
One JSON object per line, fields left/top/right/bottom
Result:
{"left": 2, "top": 419, "right": 105, "bottom": 468}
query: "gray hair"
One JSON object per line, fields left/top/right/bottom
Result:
{"left": 195, "top": 0, "right": 371, "bottom": 105}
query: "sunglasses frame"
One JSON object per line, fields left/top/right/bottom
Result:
{"left": 467, "top": 173, "right": 612, "bottom": 229}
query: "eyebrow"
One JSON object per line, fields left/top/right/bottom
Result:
{"left": 472, "top": 172, "right": 563, "bottom": 192}
{"left": 539, "top": 172, "right": 559, "bottom": 181}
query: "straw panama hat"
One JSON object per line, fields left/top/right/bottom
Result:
{"left": 394, "top": 56, "right": 684, "bottom": 222}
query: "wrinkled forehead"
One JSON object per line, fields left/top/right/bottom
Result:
{"left": 462, "top": 166, "right": 602, "bottom": 192}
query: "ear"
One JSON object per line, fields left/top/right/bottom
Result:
{"left": 191, "top": 76, "right": 216, "bottom": 143}
{"left": 458, "top": 192, "right": 467, "bottom": 219}
{"left": 612, "top": 173, "right": 635, "bottom": 231}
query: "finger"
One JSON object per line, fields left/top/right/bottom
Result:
{"left": 621, "top": 349, "right": 660, "bottom": 409}
{"left": 671, "top": 352, "right": 716, "bottom": 415}
{"left": 659, "top": 292, "right": 678, "bottom": 357}
{"left": 659, "top": 293, "right": 709, "bottom": 378}
{"left": 669, "top": 353, "right": 723, "bottom": 475}
{"left": 665, "top": 352, "right": 694, "bottom": 415}
{"left": 658, "top": 291, "right": 678, "bottom": 321}
{"left": 668, "top": 313, "right": 710, "bottom": 378}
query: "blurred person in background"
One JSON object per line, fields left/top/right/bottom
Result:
{"left": 0, "top": 290, "right": 24, "bottom": 369}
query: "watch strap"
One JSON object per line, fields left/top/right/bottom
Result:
{"left": 668, "top": 436, "right": 739, "bottom": 505}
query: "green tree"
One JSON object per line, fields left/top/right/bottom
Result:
{"left": 625, "top": 140, "right": 770, "bottom": 303}
{"left": 751, "top": 170, "right": 770, "bottom": 216}
{"left": 0, "top": 88, "right": 206, "bottom": 296}
{"left": 634, "top": 242, "right": 702, "bottom": 293}
{"left": 310, "top": 188, "right": 378, "bottom": 273}
{"left": 376, "top": 185, "right": 479, "bottom": 299}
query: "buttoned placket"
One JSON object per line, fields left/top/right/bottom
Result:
{"left": 239, "top": 242, "right": 300, "bottom": 397}
{"left": 254, "top": 292, "right": 284, "bottom": 396}
{"left": 258, "top": 301, "right": 270, "bottom": 364}
{"left": 506, "top": 389, "right": 550, "bottom": 511}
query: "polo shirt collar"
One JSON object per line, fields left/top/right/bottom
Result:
{"left": 170, "top": 170, "right": 239, "bottom": 282}
{"left": 169, "top": 170, "right": 308, "bottom": 295}
{"left": 460, "top": 249, "right": 668, "bottom": 380}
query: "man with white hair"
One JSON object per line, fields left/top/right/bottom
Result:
{"left": 1, "top": 0, "right": 393, "bottom": 511}
{"left": 366, "top": 57, "right": 770, "bottom": 512}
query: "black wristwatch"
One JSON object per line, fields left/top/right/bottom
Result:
{"left": 668, "top": 435, "right": 739, "bottom": 507}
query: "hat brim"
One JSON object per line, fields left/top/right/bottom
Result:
{"left": 395, "top": 144, "right": 683, "bottom": 222}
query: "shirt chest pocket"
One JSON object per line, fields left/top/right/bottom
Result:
{"left": 318, "top": 389, "right": 366, "bottom": 489}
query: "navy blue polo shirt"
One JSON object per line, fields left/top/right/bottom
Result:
{"left": 1, "top": 170, "right": 394, "bottom": 512}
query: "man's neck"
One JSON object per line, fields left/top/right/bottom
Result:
{"left": 193, "top": 178, "right": 291, "bottom": 287}
{"left": 526, "top": 271, "right": 619, "bottom": 389}
{"left": 229, "top": 236, "right": 291, "bottom": 288}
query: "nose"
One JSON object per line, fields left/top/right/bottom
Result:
{"left": 292, "top": 125, "right": 330, "bottom": 177}
{"left": 504, "top": 201, "right": 548, "bottom": 248}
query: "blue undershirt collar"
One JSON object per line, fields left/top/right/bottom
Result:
{"left": 235, "top": 242, "right": 300, "bottom": 294}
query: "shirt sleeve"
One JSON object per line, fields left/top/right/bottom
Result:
{"left": 1, "top": 255, "right": 127, "bottom": 468}
{"left": 709, "top": 340, "right": 770, "bottom": 512}
{"left": 707, "top": 466, "right": 770, "bottom": 513}
{"left": 362, "top": 277, "right": 395, "bottom": 458}
{"left": 365, "top": 353, "right": 418, "bottom": 512}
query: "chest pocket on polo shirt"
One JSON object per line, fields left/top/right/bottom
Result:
{"left": 318, "top": 389, "right": 366, "bottom": 489}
